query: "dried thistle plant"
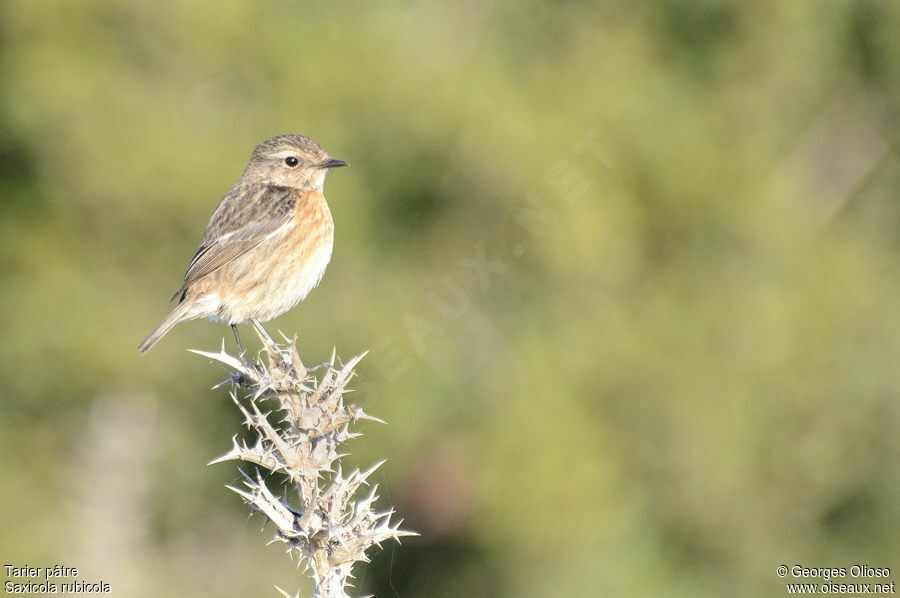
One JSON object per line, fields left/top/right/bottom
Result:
{"left": 193, "top": 328, "right": 415, "bottom": 597}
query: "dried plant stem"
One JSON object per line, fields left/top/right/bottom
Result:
{"left": 193, "top": 329, "right": 415, "bottom": 597}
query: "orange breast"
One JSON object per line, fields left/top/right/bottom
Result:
{"left": 193, "top": 189, "right": 335, "bottom": 324}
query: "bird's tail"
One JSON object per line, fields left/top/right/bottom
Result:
{"left": 138, "top": 299, "right": 196, "bottom": 354}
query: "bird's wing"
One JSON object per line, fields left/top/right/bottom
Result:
{"left": 171, "top": 184, "right": 297, "bottom": 300}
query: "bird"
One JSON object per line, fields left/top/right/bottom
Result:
{"left": 138, "top": 134, "right": 347, "bottom": 354}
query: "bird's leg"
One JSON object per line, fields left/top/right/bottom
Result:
{"left": 231, "top": 324, "right": 245, "bottom": 356}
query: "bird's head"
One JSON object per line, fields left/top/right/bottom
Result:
{"left": 245, "top": 134, "right": 347, "bottom": 190}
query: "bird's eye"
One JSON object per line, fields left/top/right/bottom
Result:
{"left": 284, "top": 156, "right": 299, "bottom": 167}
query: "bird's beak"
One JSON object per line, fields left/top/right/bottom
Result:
{"left": 320, "top": 158, "right": 349, "bottom": 169}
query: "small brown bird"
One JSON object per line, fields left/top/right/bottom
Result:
{"left": 138, "top": 134, "right": 347, "bottom": 354}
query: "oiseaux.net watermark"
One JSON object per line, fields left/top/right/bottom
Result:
{"left": 778, "top": 564, "right": 894, "bottom": 594}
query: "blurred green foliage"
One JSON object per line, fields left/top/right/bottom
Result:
{"left": 1, "top": 1, "right": 900, "bottom": 596}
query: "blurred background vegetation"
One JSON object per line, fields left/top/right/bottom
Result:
{"left": 1, "top": 1, "right": 900, "bottom": 596}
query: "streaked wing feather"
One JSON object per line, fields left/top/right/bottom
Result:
{"left": 172, "top": 185, "right": 296, "bottom": 299}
